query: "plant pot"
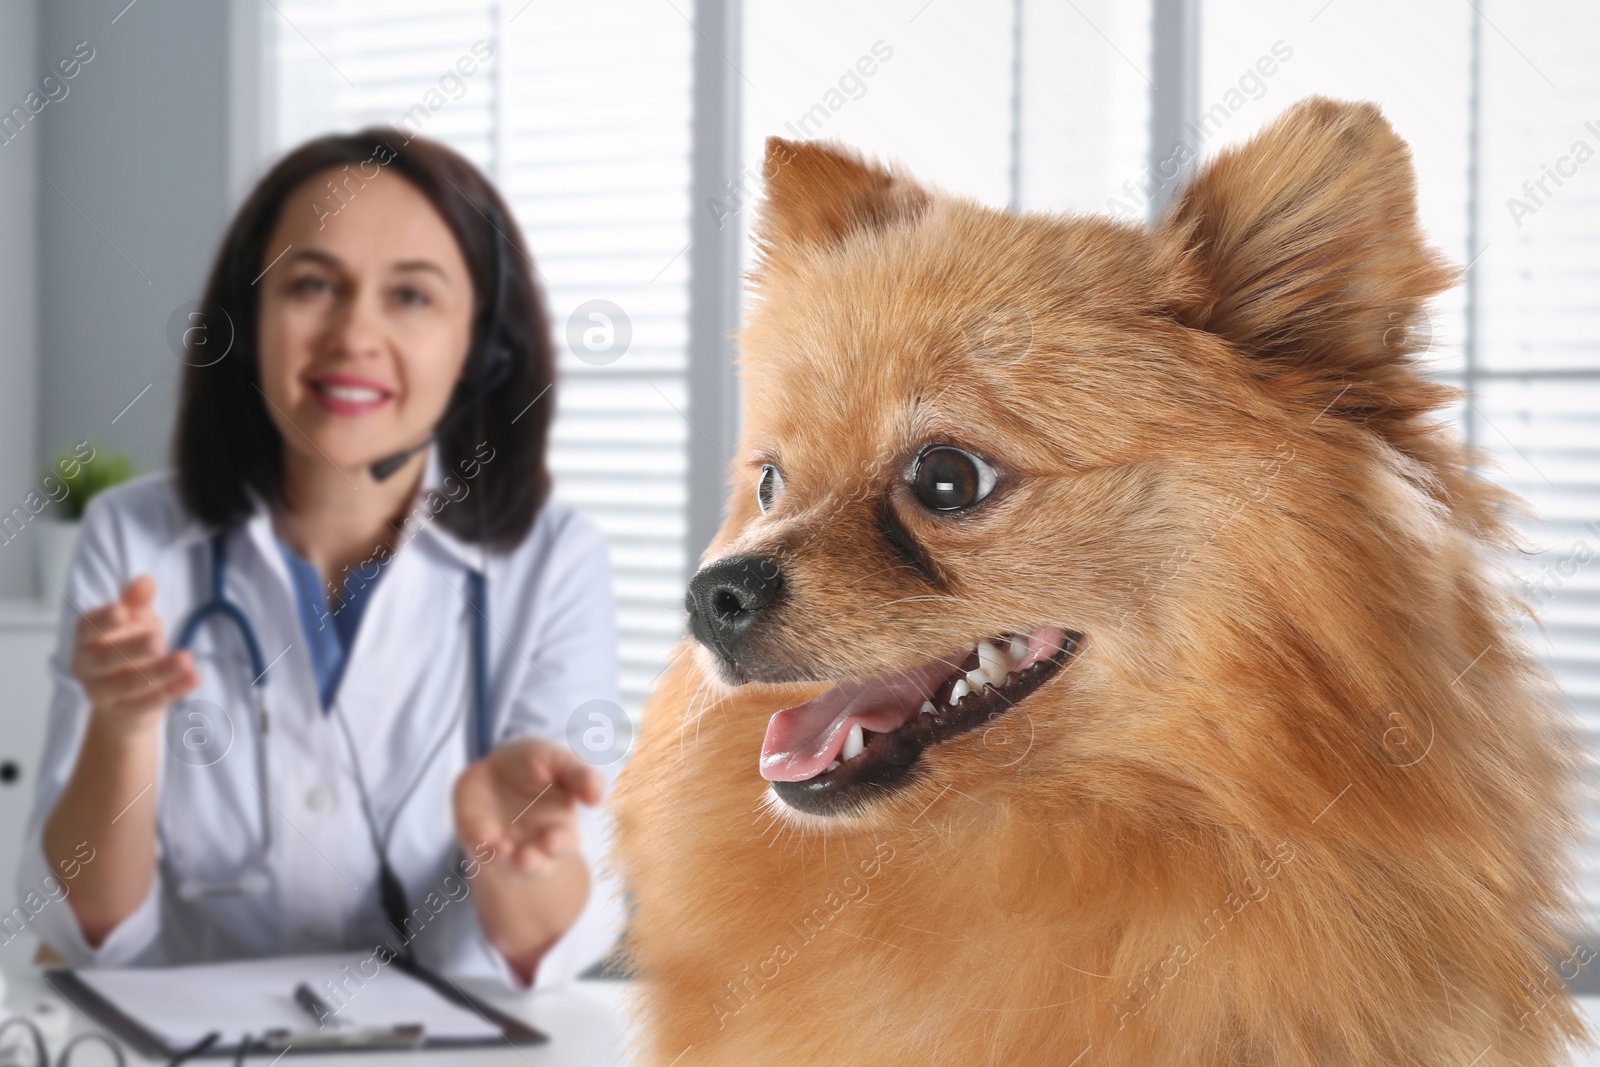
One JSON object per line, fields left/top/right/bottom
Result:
{"left": 35, "top": 518, "right": 80, "bottom": 599}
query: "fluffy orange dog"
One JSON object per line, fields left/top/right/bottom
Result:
{"left": 610, "top": 98, "right": 1589, "bottom": 1065}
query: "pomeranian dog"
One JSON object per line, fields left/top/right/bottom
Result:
{"left": 609, "top": 97, "right": 1589, "bottom": 1065}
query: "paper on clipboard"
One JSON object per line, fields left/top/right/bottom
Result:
{"left": 72, "top": 952, "right": 502, "bottom": 1048}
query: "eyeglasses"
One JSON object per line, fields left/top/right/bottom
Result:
{"left": 0, "top": 1016, "right": 294, "bottom": 1067}
{"left": 0, "top": 1016, "right": 125, "bottom": 1067}
{"left": 0, "top": 1020, "right": 274, "bottom": 1067}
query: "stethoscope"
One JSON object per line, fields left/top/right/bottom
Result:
{"left": 168, "top": 529, "right": 492, "bottom": 902}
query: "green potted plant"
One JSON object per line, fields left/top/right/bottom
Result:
{"left": 36, "top": 443, "right": 134, "bottom": 595}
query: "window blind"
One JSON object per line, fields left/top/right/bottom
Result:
{"left": 267, "top": 0, "right": 693, "bottom": 720}
{"left": 1473, "top": 0, "right": 1600, "bottom": 931}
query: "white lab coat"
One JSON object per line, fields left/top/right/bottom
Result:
{"left": 17, "top": 449, "right": 625, "bottom": 989}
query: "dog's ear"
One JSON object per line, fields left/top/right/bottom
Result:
{"left": 752, "top": 138, "right": 929, "bottom": 276}
{"left": 1157, "top": 97, "right": 1458, "bottom": 431}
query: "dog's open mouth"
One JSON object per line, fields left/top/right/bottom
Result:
{"left": 761, "top": 625, "right": 1080, "bottom": 814}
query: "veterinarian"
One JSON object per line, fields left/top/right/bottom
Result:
{"left": 18, "top": 130, "right": 623, "bottom": 989}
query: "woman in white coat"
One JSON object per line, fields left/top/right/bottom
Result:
{"left": 19, "top": 130, "right": 625, "bottom": 990}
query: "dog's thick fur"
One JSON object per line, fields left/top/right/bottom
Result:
{"left": 609, "top": 98, "right": 1590, "bottom": 1065}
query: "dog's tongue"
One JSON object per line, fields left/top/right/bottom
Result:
{"left": 760, "top": 658, "right": 955, "bottom": 782}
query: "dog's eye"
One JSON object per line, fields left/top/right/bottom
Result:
{"left": 756, "top": 463, "right": 785, "bottom": 514}
{"left": 911, "top": 446, "right": 996, "bottom": 512}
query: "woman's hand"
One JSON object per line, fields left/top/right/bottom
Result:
{"left": 47, "top": 575, "right": 193, "bottom": 945}
{"left": 70, "top": 575, "right": 198, "bottom": 739}
{"left": 452, "top": 737, "right": 604, "bottom": 877}
{"left": 452, "top": 738, "right": 603, "bottom": 981}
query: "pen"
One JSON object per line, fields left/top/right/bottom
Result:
{"left": 259, "top": 1024, "right": 427, "bottom": 1051}
{"left": 293, "top": 982, "right": 341, "bottom": 1030}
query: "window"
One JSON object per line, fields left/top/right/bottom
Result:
{"left": 265, "top": 0, "right": 693, "bottom": 720}
{"left": 742, "top": 0, "right": 1151, "bottom": 218}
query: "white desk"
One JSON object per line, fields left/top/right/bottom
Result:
{"left": 1, "top": 956, "right": 638, "bottom": 1065}
{"left": 13, "top": 954, "right": 1600, "bottom": 1064}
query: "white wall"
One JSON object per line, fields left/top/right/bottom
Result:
{"left": 0, "top": 0, "right": 39, "bottom": 598}
{"left": 36, "top": 0, "right": 235, "bottom": 586}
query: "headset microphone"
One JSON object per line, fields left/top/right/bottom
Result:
{"left": 368, "top": 202, "right": 513, "bottom": 483}
{"left": 369, "top": 439, "right": 430, "bottom": 483}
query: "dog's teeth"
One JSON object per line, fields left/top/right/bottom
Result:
{"left": 842, "top": 722, "right": 865, "bottom": 761}
{"left": 950, "top": 678, "right": 971, "bottom": 706}
{"left": 966, "top": 667, "right": 989, "bottom": 687}
{"left": 978, "top": 639, "right": 1008, "bottom": 679}
{"left": 919, "top": 700, "right": 935, "bottom": 716}
{"left": 825, "top": 759, "right": 841, "bottom": 772}
{"left": 1008, "top": 634, "right": 1028, "bottom": 662}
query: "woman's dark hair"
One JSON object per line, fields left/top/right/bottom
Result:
{"left": 173, "top": 128, "right": 555, "bottom": 551}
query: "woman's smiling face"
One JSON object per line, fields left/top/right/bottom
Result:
{"left": 255, "top": 166, "right": 476, "bottom": 480}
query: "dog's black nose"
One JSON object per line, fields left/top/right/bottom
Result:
{"left": 686, "top": 555, "right": 784, "bottom": 655}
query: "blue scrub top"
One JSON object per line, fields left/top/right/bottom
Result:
{"left": 276, "top": 539, "right": 390, "bottom": 711}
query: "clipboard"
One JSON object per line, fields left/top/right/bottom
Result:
{"left": 45, "top": 953, "right": 547, "bottom": 1059}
